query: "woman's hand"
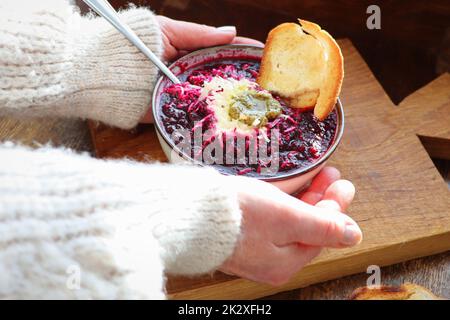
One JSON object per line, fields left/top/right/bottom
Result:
{"left": 220, "top": 167, "right": 362, "bottom": 286}
{"left": 156, "top": 16, "right": 263, "bottom": 61}
{"left": 141, "top": 16, "right": 263, "bottom": 123}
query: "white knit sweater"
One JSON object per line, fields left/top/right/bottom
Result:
{"left": 0, "top": 0, "right": 242, "bottom": 299}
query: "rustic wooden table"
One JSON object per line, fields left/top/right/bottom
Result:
{"left": 87, "top": 39, "right": 450, "bottom": 299}
{"left": 0, "top": 0, "right": 447, "bottom": 300}
{"left": 0, "top": 116, "right": 448, "bottom": 300}
{"left": 1, "top": 79, "right": 449, "bottom": 302}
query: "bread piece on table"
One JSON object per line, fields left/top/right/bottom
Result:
{"left": 257, "top": 19, "right": 343, "bottom": 120}
{"left": 350, "top": 283, "right": 445, "bottom": 300}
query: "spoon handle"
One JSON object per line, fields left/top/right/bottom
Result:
{"left": 83, "top": 0, "right": 181, "bottom": 84}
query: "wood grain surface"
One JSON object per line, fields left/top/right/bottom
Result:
{"left": 3, "top": 0, "right": 449, "bottom": 298}
{"left": 0, "top": 117, "right": 92, "bottom": 152}
{"left": 88, "top": 39, "right": 450, "bottom": 299}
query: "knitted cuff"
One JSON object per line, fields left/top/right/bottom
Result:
{"left": 0, "top": 2, "right": 163, "bottom": 129}
{"left": 97, "top": 162, "right": 243, "bottom": 276}
{"left": 67, "top": 7, "right": 163, "bottom": 129}
{"left": 60, "top": 153, "right": 243, "bottom": 276}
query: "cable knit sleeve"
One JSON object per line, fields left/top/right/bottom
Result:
{"left": 0, "top": 143, "right": 242, "bottom": 299}
{"left": 0, "top": 0, "right": 163, "bottom": 129}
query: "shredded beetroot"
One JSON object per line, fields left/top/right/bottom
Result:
{"left": 159, "top": 60, "right": 337, "bottom": 177}
{"left": 238, "top": 168, "right": 253, "bottom": 175}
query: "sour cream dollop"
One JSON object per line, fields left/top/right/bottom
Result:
{"left": 199, "top": 77, "right": 282, "bottom": 134}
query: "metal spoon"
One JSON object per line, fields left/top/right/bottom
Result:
{"left": 83, "top": 0, "right": 181, "bottom": 84}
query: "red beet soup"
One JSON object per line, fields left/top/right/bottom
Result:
{"left": 158, "top": 57, "right": 338, "bottom": 177}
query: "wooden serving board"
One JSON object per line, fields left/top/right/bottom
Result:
{"left": 89, "top": 39, "right": 450, "bottom": 299}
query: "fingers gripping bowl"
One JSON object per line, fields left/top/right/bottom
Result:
{"left": 152, "top": 45, "right": 344, "bottom": 194}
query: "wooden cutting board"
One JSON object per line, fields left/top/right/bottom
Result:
{"left": 89, "top": 39, "right": 450, "bottom": 299}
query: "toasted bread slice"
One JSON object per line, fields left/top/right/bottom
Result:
{"left": 350, "top": 283, "right": 445, "bottom": 300}
{"left": 257, "top": 19, "right": 344, "bottom": 120}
